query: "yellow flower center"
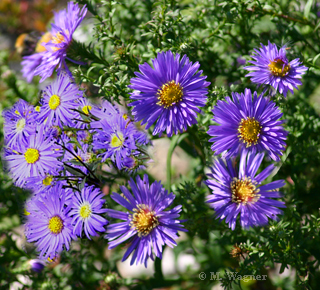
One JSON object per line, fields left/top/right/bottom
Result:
{"left": 130, "top": 204, "right": 159, "bottom": 236}
{"left": 111, "top": 132, "right": 124, "bottom": 148}
{"left": 82, "top": 105, "right": 92, "bottom": 115}
{"left": 75, "top": 155, "right": 83, "bottom": 162}
{"left": 15, "top": 110, "right": 20, "bottom": 115}
{"left": 52, "top": 32, "right": 65, "bottom": 51}
{"left": 80, "top": 203, "right": 92, "bottom": 219}
{"left": 24, "top": 148, "right": 40, "bottom": 164}
{"left": 24, "top": 209, "right": 30, "bottom": 216}
{"left": 123, "top": 113, "right": 128, "bottom": 120}
{"left": 268, "top": 59, "right": 290, "bottom": 77}
{"left": 42, "top": 175, "right": 53, "bottom": 186}
{"left": 238, "top": 117, "right": 261, "bottom": 147}
{"left": 35, "top": 32, "right": 52, "bottom": 53}
{"left": 231, "top": 177, "right": 260, "bottom": 205}
{"left": 48, "top": 215, "right": 64, "bottom": 234}
{"left": 47, "top": 256, "right": 57, "bottom": 263}
{"left": 49, "top": 94, "right": 61, "bottom": 110}
{"left": 16, "top": 118, "right": 26, "bottom": 132}
{"left": 157, "top": 80, "right": 183, "bottom": 108}
{"left": 35, "top": 106, "right": 41, "bottom": 112}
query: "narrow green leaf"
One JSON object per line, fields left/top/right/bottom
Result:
{"left": 304, "top": 0, "right": 314, "bottom": 20}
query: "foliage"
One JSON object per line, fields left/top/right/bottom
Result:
{"left": 1, "top": 0, "right": 320, "bottom": 289}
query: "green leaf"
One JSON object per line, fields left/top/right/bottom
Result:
{"left": 304, "top": 0, "right": 314, "bottom": 20}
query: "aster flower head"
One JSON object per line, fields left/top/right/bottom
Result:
{"left": 92, "top": 114, "right": 137, "bottom": 170}
{"left": 69, "top": 185, "right": 108, "bottom": 239}
{"left": 4, "top": 125, "right": 62, "bottom": 187}
{"left": 244, "top": 41, "right": 308, "bottom": 97}
{"left": 90, "top": 99, "right": 118, "bottom": 121}
{"left": 36, "top": 72, "right": 83, "bottom": 127}
{"left": 3, "top": 99, "right": 37, "bottom": 150}
{"left": 205, "top": 151, "right": 286, "bottom": 230}
{"left": 72, "top": 97, "right": 97, "bottom": 129}
{"left": 21, "top": 2, "right": 87, "bottom": 82}
{"left": 207, "top": 88, "right": 288, "bottom": 161}
{"left": 105, "top": 174, "right": 186, "bottom": 267}
{"left": 24, "top": 171, "right": 64, "bottom": 194}
{"left": 25, "top": 185, "right": 75, "bottom": 259}
{"left": 129, "top": 50, "right": 210, "bottom": 137}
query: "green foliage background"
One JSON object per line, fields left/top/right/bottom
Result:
{"left": 1, "top": 0, "right": 320, "bottom": 289}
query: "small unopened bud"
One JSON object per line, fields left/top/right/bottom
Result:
{"left": 28, "top": 259, "right": 45, "bottom": 273}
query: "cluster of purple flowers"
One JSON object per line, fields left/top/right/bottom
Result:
{"left": 2, "top": 68, "right": 186, "bottom": 266}
{"left": 2, "top": 0, "right": 309, "bottom": 270}
{"left": 91, "top": 103, "right": 150, "bottom": 171}
{"left": 206, "top": 42, "right": 307, "bottom": 230}
{"left": 3, "top": 1, "right": 189, "bottom": 264}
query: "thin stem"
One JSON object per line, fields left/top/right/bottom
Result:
{"left": 238, "top": 280, "right": 244, "bottom": 290}
{"left": 246, "top": 7, "right": 313, "bottom": 26}
{"left": 72, "top": 118, "right": 91, "bottom": 124}
{"left": 63, "top": 164, "right": 100, "bottom": 186}
{"left": 109, "top": 0, "right": 114, "bottom": 34}
{"left": 166, "top": 135, "right": 179, "bottom": 191}
{"left": 63, "top": 127, "right": 94, "bottom": 131}
{"left": 203, "top": 18, "right": 226, "bottom": 43}
{"left": 53, "top": 175, "right": 81, "bottom": 180}
{"left": 63, "top": 163, "right": 86, "bottom": 176}
{"left": 71, "top": 108, "right": 100, "bottom": 121}
{"left": 154, "top": 256, "right": 164, "bottom": 282}
{"left": 58, "top": 143, "right": 100, "bottom": 184}
{"left": 166, "top": 133, "right": 189, "bottom": 191}
{"left": 63, "top": 185, "right": 81, "bottom": 192}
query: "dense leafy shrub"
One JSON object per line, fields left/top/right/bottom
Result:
{"left": 1, "top": 1, "right": 320, "bottom": 289}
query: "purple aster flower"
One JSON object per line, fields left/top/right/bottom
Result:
{"left": 21, "top": 2, "right": 87, "bottom": 82}
{"left": 3, "top": 100, "right": 37, "bottom": 150}
{"left": 25, "top": 185, "right": 75, "bottom": 259}
{"left": 91, "top": 100, "right": 150, "bottom": 146}
{"left": 129, "top": 50, "right": 210, "bottom": 137}
{"left": 4, "top": 125, "right": 62, "bottom": 187}
{"left": 244, "top": 41, "right": 308, "bottom": 97}
{"left": 89, "top": 100, "right": 150, "bottom": 171}
{"left": 21, "top": 52, "right": 46, "bottom": 83}
{"left": 28, "top": 259, "right": 45, "bottom": 273}
{"left": 205, "top": 151, "right": 286, "bottom": 230}
{"left": 122, "top": 154, "right": 149, "bottom": 173}
{"left": 236, "top": 57, "right": 246, "bottom": 66}
{"left": 90, "top": 99, "right": 118, "bottom": 121}
{"left": 36, "top": 72, "right": 83, "bottom": 127}
{"left": 72, "top": 97, "right": 96, "bottom": 129}
{"left": 69, "top": 185, "right": 108, "bottom": 239}
{"left": 24, "top": 171, "right": 64, "bottom": 193}
{"left": 92, "top": 114, "right": 137, "bottom": 170}
{"left": 207, "top": 88, "right": 288, "bottom": 161}
{"left": 105, "top": 174, "right": 186, "bottom": 267}
{"left": 19, "top": 32, "right": 53, "bottom": 81}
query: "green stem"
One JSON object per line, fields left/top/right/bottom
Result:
{"left": 109, "top": 0, "right": 114, "bottom": 34}
{"left": 4, "top": 76, "right": 27, "bottom": 101}
{"left": 246, "top": 7, "right": 313, "bottom": 26}
{"left": 154, "top": 256, "right": 164, "bottom": 281}
{"left": 203, "top": 18, "right": 226, "bottom": 43}
{"left": 166, "top": 133, "right": 189, "bottom": 191}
